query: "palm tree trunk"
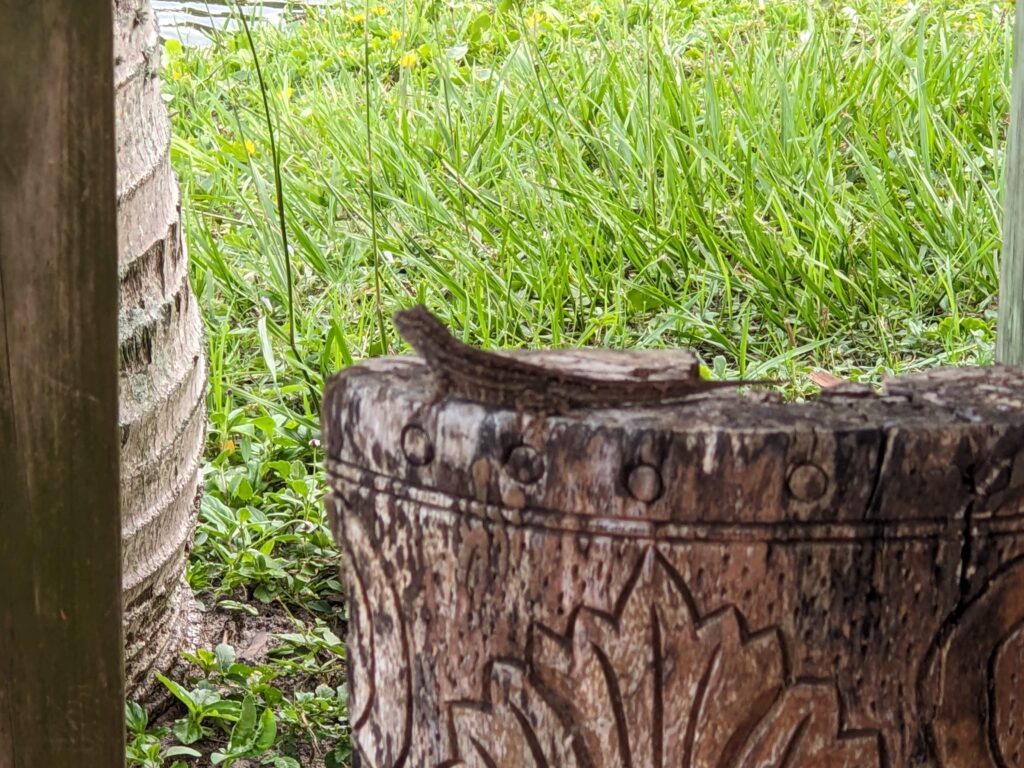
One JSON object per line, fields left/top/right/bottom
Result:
{"left": 113, "top": 0, "right": 207, "bottom": 705}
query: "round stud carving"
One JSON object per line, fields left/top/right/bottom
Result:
{"left": 787, "top": 462, "right": 828, "bottom": 502}
{"left": 505, "top": 445, "right": 545, "bottom": 484}
{"left": 627, "top": 464, "right": 663, "bottom": 503}
{"left": 401, "top": 424, "right": 434, "bottom": 466}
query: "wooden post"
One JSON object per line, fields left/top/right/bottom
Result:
{"left": 0, "top": 2, "right": 124, "bottom": 766}
{"left": 999, "top": 0, "right": 1024, "bottom": 363}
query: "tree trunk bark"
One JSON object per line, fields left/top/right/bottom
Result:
{"left": 114, "top": 0, "right": 207, "bottom": 705}
{"left": 325, "top": 354, "right": 1024, "bottom": 768}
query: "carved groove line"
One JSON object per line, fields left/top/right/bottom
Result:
{"left": 921, "top": 556, "right": 1024, "bottom": 768}
{"left": 328, "top": 462, "right": 1003, "bottom": 543}
{"left": 778, "top": 715, "right": 811, "bottom": 768}
{"left": 651, "top": 605, "right": 663, "bottom": 768}
{"left": 592, "top": 641, "right": 631, "bottom": 768}
{"left": 682, "top": 644, "right": 720, "bottom": 768}
{"left": 510, "top": 702, "right": 551, "bottom": 768}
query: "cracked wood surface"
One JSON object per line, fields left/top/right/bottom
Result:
{"left": 325, "top": 357, "right": 1024, "bottom": 768}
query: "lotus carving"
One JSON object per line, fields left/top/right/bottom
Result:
{"left": 441, "top": 550, "right": 882, "bottom": 768}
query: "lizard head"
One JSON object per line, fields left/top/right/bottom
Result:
{"left": 393, "top": 305, "right": 457, "bottom": 355}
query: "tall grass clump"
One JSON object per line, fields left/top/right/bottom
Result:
{"left": 167, "top": 0, "right": 1011, "bottom": 401}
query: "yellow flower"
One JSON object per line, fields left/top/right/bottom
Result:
{"left": 244, "top": 139, "right": 257, "bottom": 156}
{"left": 171, "top": 69, "right": 182, "bottom": 81}
{"left": 351, "top": 12, "right": 366, "bottom": 23}
{"left": 373, "top": 5, "right": 387, "bottom": 15}
{"left": 526, "top": 10, "right": 546, "bottom": 29}
{"left": 220, "top": 439, "right": 236, "bottom": 454}
{"left": 281, "top": 87, "right": 294, "bottom": 100}
{"left": 399, "top": 50, "right": 418, "bottom": 68}
{"left": 587, "top": 6, "right": 601, "bottom": 18}
{"left": 389, "top": 27, "right": 402, "bottom": 43}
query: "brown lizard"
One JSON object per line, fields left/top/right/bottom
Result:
{"left": 393, "top": 305, "right": 772, "bottom": 412}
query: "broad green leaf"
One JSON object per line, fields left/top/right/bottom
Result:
{"left": 215, "top": 642, "right": 236, "bottom": 671}
{"left": 230, "top": 694, "right": 258, "bottom": 749}
{"left": 205, "top": 699, "right": 243, "bottom": 720}
{"left": 326, "top": 747, "right": 350, "bottom": 768}
{"left": 155, "top": 673, "right": 196, "bottom": 713}
{"left": 319, "top": 627, "right": 343, "bottom": 648}
{"left": 191, "top": 688, "right": 221, "bottom": 710}
{"left": 267, "top": 460, "right": 293, "bottom": 479}
{"left": 125, "top": 700, "right": 148, "bottom": 733}
{"left": 172, "top": 717, "right": 203, "bottom": 745}
{"left": 165, "top": 746, "right": 203, "bottom": 758}
{"left": 232, "top": 476, "right": 254, "bottom": 502}
{"left": 255, "top": 706, "right": 277, "bottom": 751}
{"left": 467, "top": 12, "right": 490, "bottom": 43}
{"left": 253, "top": 415, "right": 277, "bottom": 435}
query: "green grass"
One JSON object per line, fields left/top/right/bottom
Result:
{"left": 137, "top": 0, "right": 1015, "bottom": 764}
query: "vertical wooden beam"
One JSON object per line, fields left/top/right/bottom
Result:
{"left": 999, "top": 0, "right": 1024, "bottom": 363}
{"left": 0, "top": 2, "right": 123, "bottom": 766}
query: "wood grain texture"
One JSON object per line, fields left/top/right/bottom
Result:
{"left": 0, "top": 1, "right": 124, "bottom": 765}
{"left": 999, "top": 0, "right": 1024, "bottom": 364}
{"left": 325, "top": 358, "right": 1024, "bottom": 768}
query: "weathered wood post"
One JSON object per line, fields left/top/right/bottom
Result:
{"left": 999, "top": 0, "right": 1024, "bottom": 364}
{"left": 325, "top": 340, "right": 1024, "bottom": 767}
{"left": 0, "top": 0, "right": 124, "bottom": 765}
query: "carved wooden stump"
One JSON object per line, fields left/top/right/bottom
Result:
{"left": 324, "top": 359, "right": 1024, "bottom": 768}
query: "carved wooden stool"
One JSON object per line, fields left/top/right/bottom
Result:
{"left": 324, "top": 353, "right": 1024, "bottom": 768}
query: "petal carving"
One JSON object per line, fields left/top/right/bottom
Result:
{"left": 736, "top": 682, "right": 882, "bottom": 768}
{"left": 444, "top": 661, "right": 582, "bottom": 768}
